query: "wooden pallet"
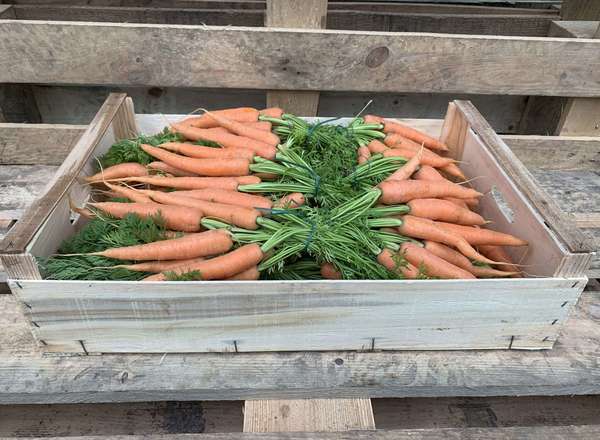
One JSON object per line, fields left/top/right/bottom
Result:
{"left": 0, "top": 2, "right": 598, "bottom": 436}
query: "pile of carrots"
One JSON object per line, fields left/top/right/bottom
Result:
{"left": 43, "top": 105, "right": 527, "bottom": 282}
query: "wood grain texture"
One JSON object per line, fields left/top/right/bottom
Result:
{"left": 552, "top": 17, "right": 600, "bottom": 136}
{"left": 9, "top": 278, "right": 585, "bottom": 353}
{"left": 549, "top": 20, "right": 600, "bottom": 38}
{"left": 1, "top": 22, "right": 600, "bottom": 96}
{"left": 8, "top": 6, "right": 555, "bottom": 37}
{"left": 244, "top": 399, "right": 375, "bottom": 432}
{"left": 0, "top": 401, "right": 242, "bottom": 436}
{"left": 454, "top": 100, "right": 593, "bottom": 254}
{"left": 0, "top": 1, "right": 562, "bottom": 15}
{"left": 265, "top": 0, "right": 327, "bottom": 116}
{"left": 0, "top": 286, "right": 598, "bottom": 403}
{"left": 0, "top": 124, "right": 85, "bottom": 165}
{"left": 3, "top": 426, "right": 600, "bottom": 439}
{"left": 561, "top": 0, "right": 600, "bottom": 20}
{"left": 0, "top": 93, "right": 124, "bottom": 254}
{"left": 502, "top": 135, "right": 600, "bottom": 170}
{"left": 0, "top": 165, "right": 58, "bottom": 221}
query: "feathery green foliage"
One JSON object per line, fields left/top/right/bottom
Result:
{"left": 40, "top": 213, "right": 169, "bottom": 281}
{"left": 98, "top": 128, "right": 183, "bottom": 168}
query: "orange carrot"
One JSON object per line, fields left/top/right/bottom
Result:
{"left": 377, "top": 248, "right": 419, "bottom": 279}
{"left": 144, "top": 243, "right": 264, "bottom": 281}
{"left": 85, "top": 162, "right": 148, "bottom": 183}
{"left": 478, "top": 245, "right": 520, "bottom": 276}
{"left": 396, "top": 215, "right": 498, "bottom": 265}
{"left": 434, "top": 222, "right": 528, "bottom": 247}
{"left": 357, "top": 146, "right": 371, "bottom": 164}
{"left": 470, "top": 266, "right": 521, "bottom": 278}
{"left": 400, "top": 243, "right": 475, "bottom": 279}
{"left": 367, "top": 139, "right": 389, "bottom": 154}
{"left": 246, "top": 120, "right": 272, "bottom": 131}
{"left": 173, "top": 188, "right": 273, "bottom": 210}
{"left": 148, "top": 161, "right": 197, "bottom": 177}
{"left": 144, "top": 191, "right": 262, "bottom": 230}
{"left": 274, "top": 192, "right": 306, "bottom": 208}
{"left": 107, "top": 257, "right": 207, "bottom": 273}
{"left": 413, "top": 165, "right": 445, "bottom": 182}
{"left": 385, "top": 148, "right": 421, "bottom": 181}
{"left": 383, "top": 148, "right": 453, "bottom": 169}
{"left": 184, "top": 107, "right": 259, "bottom": 128}
{"left": 413, "top": 165, "right": 479, "bottom": 202}
{"left": 260, "top": 107, "right": 284, "bottom": 119}
{"left": 424, "top": 240, "right": 473, "bottom": 272}
{"left": 383, "top": 133, "right": 422, "bottom": 150}
{"left": 88, "top": 202, "right": 204, "bottom": 232}
{"left": 321, "top": 262, "right": 342, "bottom": 279}
{"left": 407, "top": 198, "right": 486, "bottom": 225}
{"left": 443, "top": 197, "right": 469, "bottom": 210}
{"left": 88, "top": 230, "right": 232, "bottom": 261}
{"left": 378, "top": 180, "right": 482, "bottom": 204}
{"left": 158, "top": 142, "right": 255, "bottom": 160}
{"left": 141, "top": 144, "right": 249, "bottom": 177}
{"left": 226, "top": 266, "right": 260, "bottom": 280}
{"left": 118, "top": 175, "right": 260, "bottom": 191}
{"left": 203, "top": 110, "right": 280, "bottom": 146}
{"left": 439, "top": 162, "right": 466, "bottom": 180}
{"left": 171, "top": 123, "right": 277, "bottom": 160}
{"left": 366, "top": 115, "right": 449, "bottom": 152}
{"left": 104, "top": 182, "right": 152, "bottom": 204}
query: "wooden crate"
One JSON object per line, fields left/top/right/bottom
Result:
{"left": 0, "top": 93, "right": 591, "bottom": 354}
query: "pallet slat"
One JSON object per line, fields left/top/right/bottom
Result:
{"left": 1, "top": 22, "right": 600, "bottom": 96}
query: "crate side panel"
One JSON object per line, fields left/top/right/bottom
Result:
{"left": 14, "top": 278, "right": 584, "bottom": 353}
{"left": 460, "top": 129, "right": 570, "bottom": 277}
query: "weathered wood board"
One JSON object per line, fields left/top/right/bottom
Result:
{"left": 0, "top": 286, "right": 598, "bottom": 402}
{"left": 10, "top": 277, "right": 585, "bottom": 353}
{"left": 1, "top": 22, "right": 600, "bottom": 96}
{"left": 4, "top": 5, "right": 556, "bottom": 37}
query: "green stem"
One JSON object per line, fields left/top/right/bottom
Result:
{"left": 368, "top": 205, "right": 410, "bottom": 217}
{"left": 366, "top": 218, "right": 403, "bottom": 228}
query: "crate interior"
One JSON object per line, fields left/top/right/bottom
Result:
{"left": 25, "top": 109, "right": 570, "bottom": 279}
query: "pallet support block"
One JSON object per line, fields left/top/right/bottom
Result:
{"left": 265, "top": 0, "right": 327, "bottom": 116}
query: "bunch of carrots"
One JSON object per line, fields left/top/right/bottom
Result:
{"left": 41, "top": 105, "right": 526, "bottom": 282}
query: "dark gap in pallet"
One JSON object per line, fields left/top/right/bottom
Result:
{"left": 1, "top": 396, "right": 600, "bottom": 437}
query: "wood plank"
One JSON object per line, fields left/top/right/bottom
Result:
{"left": 2, "top": 22, "right": 600, "bottom": 96}
{"left": 0, "top": 1, "right": 562, "bottom": 15}
{"left": 8, "top": 6, "right": 555, "bottom": 37}
{"left": 0, "top": 93, "right": 124, "bottom": 254}
{"left": 0, "top": 286, "right": 598, "bottom": 402}
{"left": 0, "top": 401, "right": 243, "bottom": 436}
{"left": 561, "top": 0, "right": 600, "bottom": 20}
{"left": 454, "top": 101, "right": 593, "bottom": 254}
{"left": 3, "top": 426, "right": 600, "bottom": 439}
{"left": 552, "top": 17, "right": 600, "bottom": 136}
{"left": 502, "top": 135, "right": 600, "bottom": 170}
{"left": 243, "top": 399, "right": 375, "bottom": 432}
{"left": 265, "top": 0, "right": 327, "bottom": 116}
{"left": 9, "top": 278, "right": 585, "bottom": 353}
{"left": 2, "top": 426, "right": 600, "bottom": 439}
{"left": 3, "top": 396, "right": 600, "bottom": 436}
{"left": 0, "top": 124, "right": 85, "bottom": 165}
{"left": 573, "top": 213, "right": 600, "bottom": 228}
{"left": 0, "top": 165, "right": 59, "bottom": 220}
{"left": 373, "top": 396, "right": 600, "bottom": 430}
{"left": 549, "top": 20, "right": 600, "bottom": 38}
